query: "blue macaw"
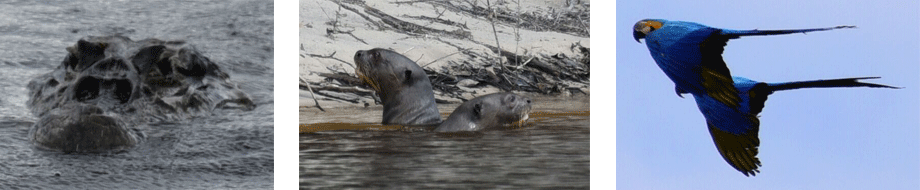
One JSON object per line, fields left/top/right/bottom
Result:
{"left": 632, "top": 19, "right": 854, "bottom": 109}
{"left": 683, "top": 76, "right": 897, "bottom": 176}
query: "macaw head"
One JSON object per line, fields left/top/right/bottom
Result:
{"left": 633, "top": 19, "right": 665, "bottom": 43}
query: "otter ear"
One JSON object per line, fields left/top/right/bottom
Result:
{"left": 372, "top": 51, "right": 381, "bottom": 62}
{"left": 403, "top": 69, "right": 413, "bottom": 85}
{"left": 473, "top": 103, "right": 482, "bottom": 117}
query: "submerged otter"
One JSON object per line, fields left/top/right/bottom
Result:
{"left": 435, "top": 93, "right": 532, "bottom": 132}
{"left": 27, "top": 36, "right": 255, "bottom": 152}
{"left": 353, "top": 48, "right": 441, "bottom": 126}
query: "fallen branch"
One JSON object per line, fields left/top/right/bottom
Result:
{"left": 306, "top": 51, "right": 355, "bottom": 69}
{"left": 486, "top": 0, "right": 505, "bottom": 73}
{"left": 300, "top": 82, "right": 375, "bottom": 96}
{"left": 300, "top": 77, "right": 325, "bottom": 111}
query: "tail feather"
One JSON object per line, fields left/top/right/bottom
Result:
{"left": 721, "top": 25, "right": 855, "bottom": 38}
{"left": 767, "top": 77, "right": 899, "bottom": 92}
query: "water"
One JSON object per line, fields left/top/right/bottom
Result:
{"left": 0, "top": 0, "right": 273, "bottom": 188}
{"left": 299, "top": 96, "right": 590, "bottom": 189}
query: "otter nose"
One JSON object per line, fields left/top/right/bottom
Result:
{"left": 525, "top": 98, "right": 531, "bottom": 104}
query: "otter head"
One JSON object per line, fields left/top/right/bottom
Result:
{"left": 353, "top": 48, "right": 440, "bottom": 126}
{"left": 353, "top": 48, "right": 432, "bottom": 102}
{"left": 474, "top": 93, "right": 532, "bottom": 128}
{"left": 436, "top": 93, "right": 532, "bottom": 132}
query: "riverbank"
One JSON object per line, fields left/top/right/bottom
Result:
{"left": 300, "top": 0, "right": 590, "bottom": 110}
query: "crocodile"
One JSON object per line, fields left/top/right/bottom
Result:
{"left": 27, "top": 36, "right": 255, "bottom": 153}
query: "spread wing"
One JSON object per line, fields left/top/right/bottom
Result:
{"left": 707, "top": 119, "right": 761, "bottom": 176}
{"left": 698, "top": 31, "right": 742, "bottom": 109}
{"left": 645, "top": 25, "right": 742, "bottom": 109}
{"left": 693, "top": 93, "right": 761, "bottom": 176}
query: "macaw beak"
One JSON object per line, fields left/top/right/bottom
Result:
{"left": 633, "top": 30, "right": 645, "bottom": 43}
{"left": 675, "top": 86, "right": 687, "bottom": 98}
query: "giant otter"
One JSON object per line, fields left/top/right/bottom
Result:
{"left": 27, "top": 36, "right": 255, "bottom": 152}
{"left": 353, "top": 48, "right": 441, "bottom": 126}
{"left": 435, "top": 93, "right": 532, "bottom": 132}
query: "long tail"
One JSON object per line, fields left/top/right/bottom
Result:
{"left": 767, "top": 77, "right": 899, "bottom": 92}
{"left": 721, "top": 25, "right": 855, "bottom": 38}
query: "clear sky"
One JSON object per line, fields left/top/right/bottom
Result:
{"left": 616, "top": 1, "right": 919, "bottom": 189}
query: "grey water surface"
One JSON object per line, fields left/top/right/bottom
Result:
{"left": 300, "top": 96, "right": 590, "bottom": 189}
{"left": 0, "top": 0, "right": 273, "bottom": 188}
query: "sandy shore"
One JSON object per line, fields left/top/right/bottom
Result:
{"left": 300, "top": 0, "right": 589, "bottom": 108}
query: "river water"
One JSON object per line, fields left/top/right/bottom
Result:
{"left": 0, "top": 0, "right": 273, "bottom": 189}
{"left": 299, "top": 95, "right": 590, "bottom": 189}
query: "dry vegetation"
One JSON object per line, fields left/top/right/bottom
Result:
{"left": 301, "top": 0, "right": 590, "bottom": 110}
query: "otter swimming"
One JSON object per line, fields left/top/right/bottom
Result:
{"left": 435, "top": 93, "right": 532, "bottom": 132}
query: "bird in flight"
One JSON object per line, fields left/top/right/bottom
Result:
{"left": 629, "top": 19, "right": 897, "bottom": 176}
{"left": 682, "top": 76, "right": 898, "bottom": 176}
{"left": 632, "top": 19, "right": 854, "bottom": 110}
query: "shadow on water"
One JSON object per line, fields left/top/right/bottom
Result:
{"left": 300, "top": 96, "right": 589, "bottom": 189}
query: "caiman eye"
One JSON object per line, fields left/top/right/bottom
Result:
{"left": 74, "top": 76, "right": 101, "bottom": 102}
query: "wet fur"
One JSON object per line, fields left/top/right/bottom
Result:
{"left": 353, "top": 48, "right": 441, "bottom": 125}
{"left": 435, "top": 93, "right": 532, "bottom": 132}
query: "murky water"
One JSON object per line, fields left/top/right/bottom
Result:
{"left": 299, "top": 96, "right": 589, "bottom": 189}
{"left": 0, "top": 0, "right": 273, "bottom": 189}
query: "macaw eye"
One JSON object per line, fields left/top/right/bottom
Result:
{"left": 634, "top": 21, "right": 649, "bottom": 33}
{"left": 635, "top": 20, "right": 662, "bottom": 34}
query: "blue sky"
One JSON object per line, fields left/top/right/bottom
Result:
{"left": 616, "top": 1, "right": 919, "bottom": 189}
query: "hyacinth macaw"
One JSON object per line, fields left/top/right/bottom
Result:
{"left": 682, "top": 76, "right": 897, "bottom": 176}
{"left": 632, "top": 19, "right": 855, "bottom": 109}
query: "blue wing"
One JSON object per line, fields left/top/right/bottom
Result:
{"left": 698, "top": 76, "right": 896, "bottom": 176}
{"left": 645, "top": 21, "right": 741, "bottom": 108}
{"left": 692, "top": 93, "right": 761, "bottom": 176}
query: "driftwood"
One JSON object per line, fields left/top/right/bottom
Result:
{"left": 301, "top": 80, "right": 325, "bottom": 111}
{"left": 302, "top": 0, "right": 590, "bottom": 108}
{"left": 300, "top": 82, "right": 375, "bottom": 97}
{"left": 305, "top": 43, "right": 589, "bottom": 105}
{"left": 413, "top": 0, "right": 590, "bottom": 37}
